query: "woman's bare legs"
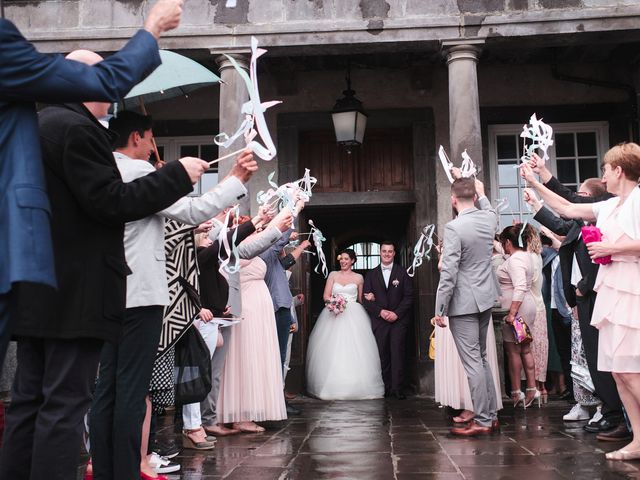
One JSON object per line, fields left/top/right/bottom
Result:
{"left": 140, "top": 397, "right": 156, "bottom": 477}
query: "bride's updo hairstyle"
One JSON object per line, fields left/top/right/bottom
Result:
{"left": 340, "top": 248, "right": 357, "bottom": 266}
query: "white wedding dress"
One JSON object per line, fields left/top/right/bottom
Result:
{"left": 306, "top": 283, "right": 385, "bottom": 400}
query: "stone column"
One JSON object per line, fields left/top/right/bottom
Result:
{"left": 214, "top": 53, "right": 250, "bottom": 212}
{"left": 214, "top": 53, "right": 250, "bottom": 179}
{"left": 443, "top": 40, "right": 484, "bottom": 171}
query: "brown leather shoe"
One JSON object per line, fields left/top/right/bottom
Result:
{"left": 596, "top": 423, "right": 632, "bottom": 442}
{"left": 450, "top": 420, "right": 492, "bottom": 437}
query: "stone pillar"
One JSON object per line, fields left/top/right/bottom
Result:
{"left": 214, "top": 53, "right": 250, "bottom": 179}
{"left": 215, "top": 53, "right": 250, "bottom": 212}
{"left": 443, "top": 40, "right": 484, "bottom": 172}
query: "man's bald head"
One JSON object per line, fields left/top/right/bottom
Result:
{"left": 65, "top": 50, "right": 110, "bottom": 120}
{"left": 65, "top": 50, "right": 103, "bottom": 65}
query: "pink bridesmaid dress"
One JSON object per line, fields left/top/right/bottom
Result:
{"left": 217, "top": 257, "right": 287, "bottom": 423}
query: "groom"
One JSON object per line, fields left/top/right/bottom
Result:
{"left": 433, "top": 177, "right": 499, "bottom": 436}
{"left": 363, "top": 241, "right": 413, "bottom": 399}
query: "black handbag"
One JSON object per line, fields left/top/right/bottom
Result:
{"left": 174, "top": 325, "right": 212, "bottom": 405}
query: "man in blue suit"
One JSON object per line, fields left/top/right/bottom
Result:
{"left": 0, "top": 0, "right": 183, "bottom": 373}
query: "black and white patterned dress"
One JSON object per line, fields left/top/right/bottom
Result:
{"left": 149, "top": 219, "right": 201, "bottom": 413}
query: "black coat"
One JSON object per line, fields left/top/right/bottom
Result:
{"left": 363, "top": 263, "right": 413, "bottom": 324}
{"left": 198, "top": 221, "right": 256, "bottom": 316}
{"left": 534, "top": 206, "right": 600, "bottom": 308}
{"left": 538, "top": 176, "right": 613, "bottom": 307}
{"left": 14, "top": 103, "right": 193, "bottom": 342}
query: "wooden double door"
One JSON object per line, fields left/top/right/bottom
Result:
{"left": 299, "top": 128, "right": 414, "bottom": 193}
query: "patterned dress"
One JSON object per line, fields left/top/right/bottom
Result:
{"left": 150, "top": 220, "right": 200, "bottom": 413}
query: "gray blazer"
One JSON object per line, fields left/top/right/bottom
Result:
{"left": 115, "top": 153, "right": 247, "bottom": 308}
{"left": 226, "top": 225, "right": 282, "bottom": 316}
{"left": 435, "top": 196, "right": 499, "bottom": 317}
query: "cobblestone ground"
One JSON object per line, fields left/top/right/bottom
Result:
{"left": 125, "top": 397, "right": 640, "bottom": 479}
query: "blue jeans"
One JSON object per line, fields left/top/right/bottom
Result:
{"left": 274, "top": 307, "right": 293, "bottom": 369}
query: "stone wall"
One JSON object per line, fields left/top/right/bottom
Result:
{"left": 6, "top": 0, "right": 640, "bottom": 52}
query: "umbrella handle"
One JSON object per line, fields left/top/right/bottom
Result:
{"left": 137, "top": 98, "right": 163, "bottom": 166}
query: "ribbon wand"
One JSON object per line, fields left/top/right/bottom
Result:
{"left": 208, "top": 147, "right": 246, "bottom": 167}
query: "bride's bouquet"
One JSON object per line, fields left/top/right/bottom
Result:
{"left": 325, "top": 294, "right": 347, "bottom": 316}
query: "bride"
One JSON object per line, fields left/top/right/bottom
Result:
{"left": 306, "top": 249, "right": 385, "bottom": 400}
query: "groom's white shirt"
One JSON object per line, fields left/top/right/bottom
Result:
{"left": 381, "top": 263, "right": 392, "bottom": 288}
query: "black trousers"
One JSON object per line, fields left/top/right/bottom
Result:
{"left": 89, "top": 306, "right": 164, "bottom": 480}
{"left": 0, "top": 337, "right": 102, "bottom": 480}
{"left": 551, "top": 309, "right": 573, "bottom": 393}
{"left": 576, "top": 293, "right": 622, "bottom": 419}
{"left": 372, "top": 317, "right": 408, "bottom": 392}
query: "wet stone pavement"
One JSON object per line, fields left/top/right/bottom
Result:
{"left": 150, "top": 397, "right": 640, "bottom": 479}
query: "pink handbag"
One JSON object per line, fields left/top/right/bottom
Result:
{"left": 581, "top": 225, "right": 612, "bottom": 265}
{"left": 511, "top": 314, "right": 533, "bottom": 345}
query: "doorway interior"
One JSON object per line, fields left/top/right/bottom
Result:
{"left": 286, "top": 203, "right": 418, "bottom": 395}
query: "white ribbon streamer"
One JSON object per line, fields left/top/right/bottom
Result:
{"left": 518, "top": 220, "right": 528, "bottom": 248}
{"left": 211, "top": 317, "right": 242, "bottom": 327}
{"left": 308, "top": 220, "right": 328, "bottom": 278}
{"left": 407, "top": 224, "right": 436, "bottom": 278}
{"left": 438, "top": 145, "right": 455, "bottom": 183}
{"left": 213, "top": 205, "right": 241, "bottom": 275}
{"left": 494, "top": 197, "right": 509, "bottom": 214}
{"left": 518, "top": 113, "right": 554, "bottom": 167}
{"left": 460, "top": 149, "right": 477, "bottom": 178}
{"left": 256, "top": 169, "right": 318, "bottom": 217}
{"left": 215, "top": 37, "right": 282, "bottom": 161}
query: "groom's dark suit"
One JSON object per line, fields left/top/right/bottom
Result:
{"left": 363, "top": 264, "right": 413, "bottom": 394}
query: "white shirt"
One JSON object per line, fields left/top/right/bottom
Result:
{"left": 550, "top": 256, "right": 559, "bottom": 309}
{"left": 381, "top": 263, "right": 393, "bottom": 288}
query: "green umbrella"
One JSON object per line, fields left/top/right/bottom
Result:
{"left": 116, "top": 50, "right": 221, "bottom": 163}
{"left": 118, "top": 50, "right": 221, "bottom": 110}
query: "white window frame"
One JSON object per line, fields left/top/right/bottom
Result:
{"left": 488, "top": 121, "right": 609, "bottom": 227}
{"left": 346, "top": 242, "right": 381, "bottom": 271}
{"left": 155, "top": 135, "right": 218, "bottom": 196}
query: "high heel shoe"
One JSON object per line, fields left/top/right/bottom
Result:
{"left": 541, "top": 392, "right": 548, "bottom": 405}
{"left": 140, "top": 472, "right": 168, "bottom": 480}
{"left": 182, "top": 428, "right": 216, "bottom": 450}
{"left": 605, "top": 449, "right": 640, "bottom": 461}
{"left": 524, "top": 388, "right": 541, "bottom": 408}
{"left": 511, "top": 390, "right": 525, "bottom": 408}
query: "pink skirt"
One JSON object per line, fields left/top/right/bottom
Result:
{"left": 217, "top": 278, "right": 286, "bottom": 423}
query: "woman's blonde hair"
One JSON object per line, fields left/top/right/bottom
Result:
{"left": 603, "top": 142, "right": 640, "bottom": 183}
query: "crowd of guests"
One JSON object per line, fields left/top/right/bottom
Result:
{"left": 2, "top": 103, "right": 310, "bottom": 480}
{"left": 2, "top": 0, "right": 640, "bottom": 473}
{"left": 0, "top": 2, "right": 312, "bottom": 477}
{"left": 434, "top": 145, "right": 640, "bottom": 461}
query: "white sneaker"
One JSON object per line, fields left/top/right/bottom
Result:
{"left": 563, "top": 404, "right": 590, "bottom": 421}
{"left": 149, "top": 452, "right": 181, "bottom": 474}
{"left": 589, "top": 405, "right": 603, "bottom": 425}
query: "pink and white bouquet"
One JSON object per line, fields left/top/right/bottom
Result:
{"left": 326, "top": 294, "right": 347, "bottom": 316}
